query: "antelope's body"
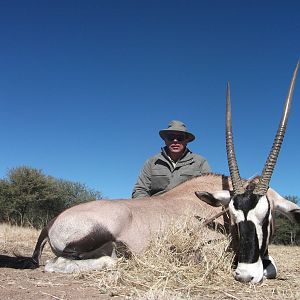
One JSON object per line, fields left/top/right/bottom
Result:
{"left": 0, "top": 174, "right": 230, "bottom": 272}
{"left": 48, "top": 175, "right": 225, "bottom": 256}
{"left": 34, "top": 173, "right": 233, "bottom": 269}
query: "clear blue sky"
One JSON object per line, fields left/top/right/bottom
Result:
{"left": 0, "top": 1, "right": 299, "bottom": 199}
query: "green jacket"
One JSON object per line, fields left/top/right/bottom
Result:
{"left": 132, "top": 147, "right": 211, "bottom": 198}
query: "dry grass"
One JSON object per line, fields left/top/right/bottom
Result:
{"left": 0, "top": 223, "right": 40, "bottom": 254}
{"left": 78, "top": 218, "right": 234, "bottom": 298}
{"left": 0, "top": 223, "right": 53, "bottom": 259}
{"left": 0, "top": 222, "right": 300, "bottom": 300}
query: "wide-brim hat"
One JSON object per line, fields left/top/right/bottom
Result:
{"left": 159, "top": 120, "right": 195, "bottom": 142}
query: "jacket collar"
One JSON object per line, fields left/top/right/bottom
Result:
{"left": 161, "top": 147, "right": 193, "bottom": 166}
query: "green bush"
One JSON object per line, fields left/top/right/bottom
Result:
{"left": 0, "top": 166, "right": 101, "bottom": 228}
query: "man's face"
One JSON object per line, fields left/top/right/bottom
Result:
{"left": 164, "top": 131, "right": 188, "bottom": 154}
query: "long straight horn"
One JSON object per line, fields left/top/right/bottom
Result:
{"left": 226, "top": 81, "right": 245, "bottom": 195}
{"left": 254, "top": 61, "right": 300, "bottom": 195}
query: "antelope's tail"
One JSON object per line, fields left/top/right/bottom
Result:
{"left": 0, "top": 254, "right": 39, "bottom": 269}
{"left": 0, "top": 218, "right": 55, "bottom": 270}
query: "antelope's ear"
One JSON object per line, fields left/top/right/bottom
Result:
{"left": 195, "top": 190, "right": 231, "bottom": 207}
{"left": 268, "top": 188, "right": 300, "bottom": 223}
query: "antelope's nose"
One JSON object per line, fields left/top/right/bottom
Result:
{"left": 234, "top": 271, "right": 254, "bottom": 283}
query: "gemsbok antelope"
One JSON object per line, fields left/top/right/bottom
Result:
{"left": 0, "top": 63, "right": 299, "bottom": 284}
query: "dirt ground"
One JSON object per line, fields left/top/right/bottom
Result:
{"left": 1, "top": 245, "right": 300, "bottom": 300}
{"left": 0, "top": 247, "right": 122, "bottom": 300}
{"left": 0, "top": 268, "right": 114, "bottom": 300}
{"left": 0, "top": 224, "right": 299, "bottom": 300}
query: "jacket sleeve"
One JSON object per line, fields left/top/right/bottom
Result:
{"left": 200, "top": 159, "right": 212, "bottom": 173}
{"left": 132, "top": 159, "right": 153, "bottom": 198}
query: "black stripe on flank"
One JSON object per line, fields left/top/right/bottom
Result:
{"left": 238, "top": 221, "right": 260, "bottom": 264}
{"left": 62, "top": 225, "right": 116, "bottom": 259}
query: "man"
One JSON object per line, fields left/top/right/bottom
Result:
{"left": 132, "top": 120, "right": 211, "bottom": 198}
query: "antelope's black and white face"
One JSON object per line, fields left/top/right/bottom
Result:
{"left": 195, "top": 187, "right": 275, "bottom": 283}
{"left": 228, "top": 188, "right": 273, "bottom": 283}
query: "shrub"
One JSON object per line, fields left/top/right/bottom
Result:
{"left": 0, "top": 166, "right": 101, "bottom": 228}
